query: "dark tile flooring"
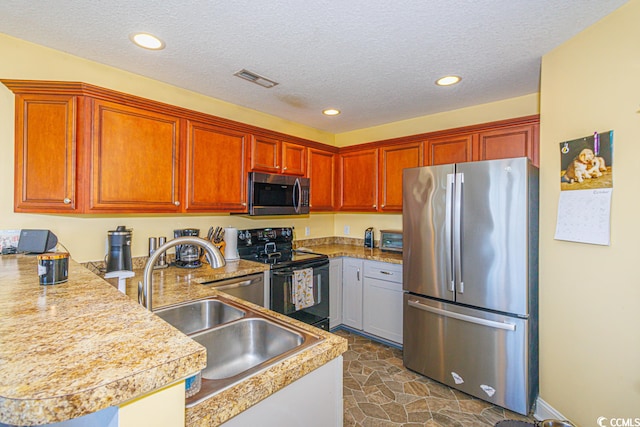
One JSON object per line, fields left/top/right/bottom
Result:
{"left": 336, "top": 329, "right": 536, "bottom": 427}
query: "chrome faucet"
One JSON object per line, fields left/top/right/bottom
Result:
{"left": 138, "top": 236, "right": 226, "bottom": 311}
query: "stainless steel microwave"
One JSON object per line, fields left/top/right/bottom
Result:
{"left": 247, "top": 172, "right": 310, "bottom": 216}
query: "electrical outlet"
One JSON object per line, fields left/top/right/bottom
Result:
{"left": 305, "top": 226, "right": 310, "bottom": 236}
{"left": 344, "top": 225, "right": 350, "bottom": 235}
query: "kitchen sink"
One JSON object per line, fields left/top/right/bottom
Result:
{"left": 193, "top": 318, "right": 304, "bottom": 380}
{"left": 155, "top": 299, "right": 245, "bottom": 335}
{"left": 158, "top": 296, "right": 325, "bottom": 407}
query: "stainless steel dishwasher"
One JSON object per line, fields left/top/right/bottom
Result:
{"left": 202, "top": 273, "right": 265, "bottom": 307}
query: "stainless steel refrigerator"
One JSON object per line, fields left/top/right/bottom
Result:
{"left": 402, "top": 157, "right": 538, "bottom": 415}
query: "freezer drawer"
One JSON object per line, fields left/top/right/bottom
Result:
{"left": 403, "top": 293, "right": 537, "bottom": 415}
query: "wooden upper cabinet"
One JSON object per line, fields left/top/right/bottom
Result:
{"left": 478, "top": 124, "right": 539, "bottom": 167}
{"left": 12, "top": 93, "right": 81, "bottom": 213}
{"left": 250, "top": 136, "right": 306, "bottom": 175}
{"left": 307, "top": 147, "right": 335, "bottom": 211}
{"left": 89, "top": 99, "right": 182, "bottom": 212}
{"left": 379, "top": 142, "right": 423, "bottom": 212}
{"left": 184, "top": 121, "right": 249, "bottom": 212}
{"left": 250, "top": 135, "right": 280, "bottom": 173}
{"left": 426, "top": 134, "right": 475, "bottom": 166}
{"left": 337, "top": 148, "right": 378, "bottom": 211}
{"left": 282, "top": 141, "right": 306, "bottom": 175}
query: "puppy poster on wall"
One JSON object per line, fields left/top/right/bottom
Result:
{"left": 555, "top": 130, "right": 614, "bottom": 246}
{"left": 560, "top": 130, "right": 613, "bottom": 190}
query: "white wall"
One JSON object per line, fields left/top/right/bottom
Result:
{"left": 539, "top": 0, "right": 640, "bottom": 424}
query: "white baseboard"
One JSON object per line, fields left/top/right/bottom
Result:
{"left": 535, "top": 397, "right": 567, "bottom": 421}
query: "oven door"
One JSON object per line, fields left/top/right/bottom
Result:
{"left": 270, "top": 259, "right": 329, "bottom": 329}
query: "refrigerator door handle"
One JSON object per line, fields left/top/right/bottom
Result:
{"left": 445, "top": 173, "right": 455, "bottom": 293}
{"left": 407, "top": 299, "right": 516, "bottom": 331}
{"left": 454, "top": 172, "right": 464, "bottom": 294}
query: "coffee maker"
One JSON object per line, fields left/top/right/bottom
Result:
{"left": 173, "top": 229, "right": 202, "bottom": 268}
{"left": 106, "top": 226, "right": 133, "bottom": 272}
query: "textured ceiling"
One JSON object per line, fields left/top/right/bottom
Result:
{"left": 0, "top": 1, "right": 627, "bottom": 133}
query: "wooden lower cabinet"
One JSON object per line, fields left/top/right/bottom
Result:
{"left": 337, "top": 148, "right": 378, "bottom": 211}
{"left": 185, "top": 121, "right": 249, "bottom": 212}
{"left": 307, "top": 147, "right": 335, "bottom": 211}
{"left": 13, "top": 93, "right": 81, "bottom": 212}
{"left": 379, "top": 142, "right": 422, "bottom": 212}
{"left": 89, "top": 99, "right": 182, "bottom": 213}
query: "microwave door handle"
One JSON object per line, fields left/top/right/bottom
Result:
{"left": 293, "top": 178, "right": 302, "bottom": 213}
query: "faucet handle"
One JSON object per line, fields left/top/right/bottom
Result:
{"left": 138, "top": 281, "right": 146, "bottom": 306}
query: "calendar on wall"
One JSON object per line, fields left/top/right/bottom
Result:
{"left": 554, "top": 131, "right": 613, "bottom": 245}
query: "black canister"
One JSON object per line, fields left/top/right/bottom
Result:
{"left": 37, "top": 252, "right": 69, "bottom": 285}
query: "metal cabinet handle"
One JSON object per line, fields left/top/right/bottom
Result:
{"left": 241, "top": 202, "right": 247, "bottom": 206}
{"left": 63, "top": 198, "right": 71, "bottom": 204}
{"left": 373, "top": 204, "right": 377, "bottom": 208}
{"left": 357, "top": 268, "right": 360, "bottom": 281}
{"left": 214, "top": 279, "right": 255, "bottom": 290}
{"left": 380, "top": 271, "right": 393, "bottom": 275}
{"left": 174, "top": 201, "right": 180, "bottom": 206}
{"left": 407, "top": 299, "right": 516, "bottom": 331}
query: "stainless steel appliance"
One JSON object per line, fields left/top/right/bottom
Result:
{"left": 246, "top": 172, "right": 310, "bottom": 216}
{"left": 106, "top": 226, "right": 132, "bottom": 272}
{"left": 364, "top": 227, "right": 374, "bottom": 248}
{"left": 237, "top": 227, "right": 330, "bottom": 330}
{"left": 173, "top": 229, "right": 202, "bottom": 268}
{"left": 202, "top": 272, "right": 265, "bottom": 307}
{"left": 402, "top": 157, "right": 539, "bottom": 415}
{"left": 380, "top": 229, "right": 403, "bottom": 252}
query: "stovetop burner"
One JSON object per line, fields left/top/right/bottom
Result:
{"left": 237, "top": 227, "right": 327, "bottom": 268}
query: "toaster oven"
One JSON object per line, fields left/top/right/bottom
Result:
{"left": 380, "top": 230, "right": 403, "bottom": 252}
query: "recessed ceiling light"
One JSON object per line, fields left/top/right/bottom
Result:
{"left": 435, "top": 75, "right": 461, "bottom": 86}
{"left": 130, "top": 33, "right": 165, "bottom": 50}
{"left": 323, "top": 108, "right": 341, "bottom": 116}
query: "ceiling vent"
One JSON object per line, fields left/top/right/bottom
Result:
{"left": 233, "top": 69, "right": 279, "bottom": 88}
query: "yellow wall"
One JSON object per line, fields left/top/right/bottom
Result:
{"left": 1, "top": 33, "right": 536, "bottom": 263}
{"left": 539, "top": 0, "right": 640, "bottom": 423}
{"left": 334, "top": 93, "right": 539, "bottom": 147}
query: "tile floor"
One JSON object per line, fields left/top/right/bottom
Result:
{"left": 336, "top": 329, "right": 536, "bottom": 427}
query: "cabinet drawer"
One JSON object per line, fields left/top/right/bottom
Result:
{"left": 363, "top": 261, "right": 402, "bottom": 283}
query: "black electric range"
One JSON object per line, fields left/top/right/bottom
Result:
{"left": 236, "top": 227, "right": 328, "bottom": 268}
{"left": 237, "top": 227, "right": 330, "bottom": 330}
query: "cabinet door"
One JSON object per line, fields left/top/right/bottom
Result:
{"left": 90, "top": 99, "right": 182, "bottom": 212}
{"left": 329, "top": 258, "right": 343, "bottom": 329}
{"left": 342, "top": 258, "right": 363, "bottom": 330}
{"left": 250, "top": 135, "right": 281, "bottom": 173}
{"left": 282, "top": 141, "right": 306, "bottom": 176}
{"left": 479, "top": 124, "right": 539, "bottom": 166}
{"left": 379, "top": 142, "right": 422, "bottom": 212}
{"left": 425, "top": 134, "right": 475, "bottom": 166}
{"left": 184, "top": 121, "right": 249, "bottom": 212}
{"left": 337, "top": 148, "right": 378, "bottom": 211}
{"left": 363, "top": 261, "right": 403, "bottom": 344}
{"left": 13, "top": 94, "right": 80, "bottom": 212}
{"left": 307, "top": 148, "right": 335, "bottom": 211}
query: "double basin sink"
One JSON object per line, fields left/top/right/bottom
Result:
{"left": 154, "top": 296, "right": 323, "bottom": 406}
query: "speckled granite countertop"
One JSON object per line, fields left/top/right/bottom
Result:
{"left": 0, "top": 254, "right": 346, "bottom": 427}
{"left": 0, "top": 254, "right": 206, "bottom": 426}
{"left": 0, "top": 244, "right": 385, "bottom": 426}
{"left": 299, "top": 244, "right": 403, "bottom": 264}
